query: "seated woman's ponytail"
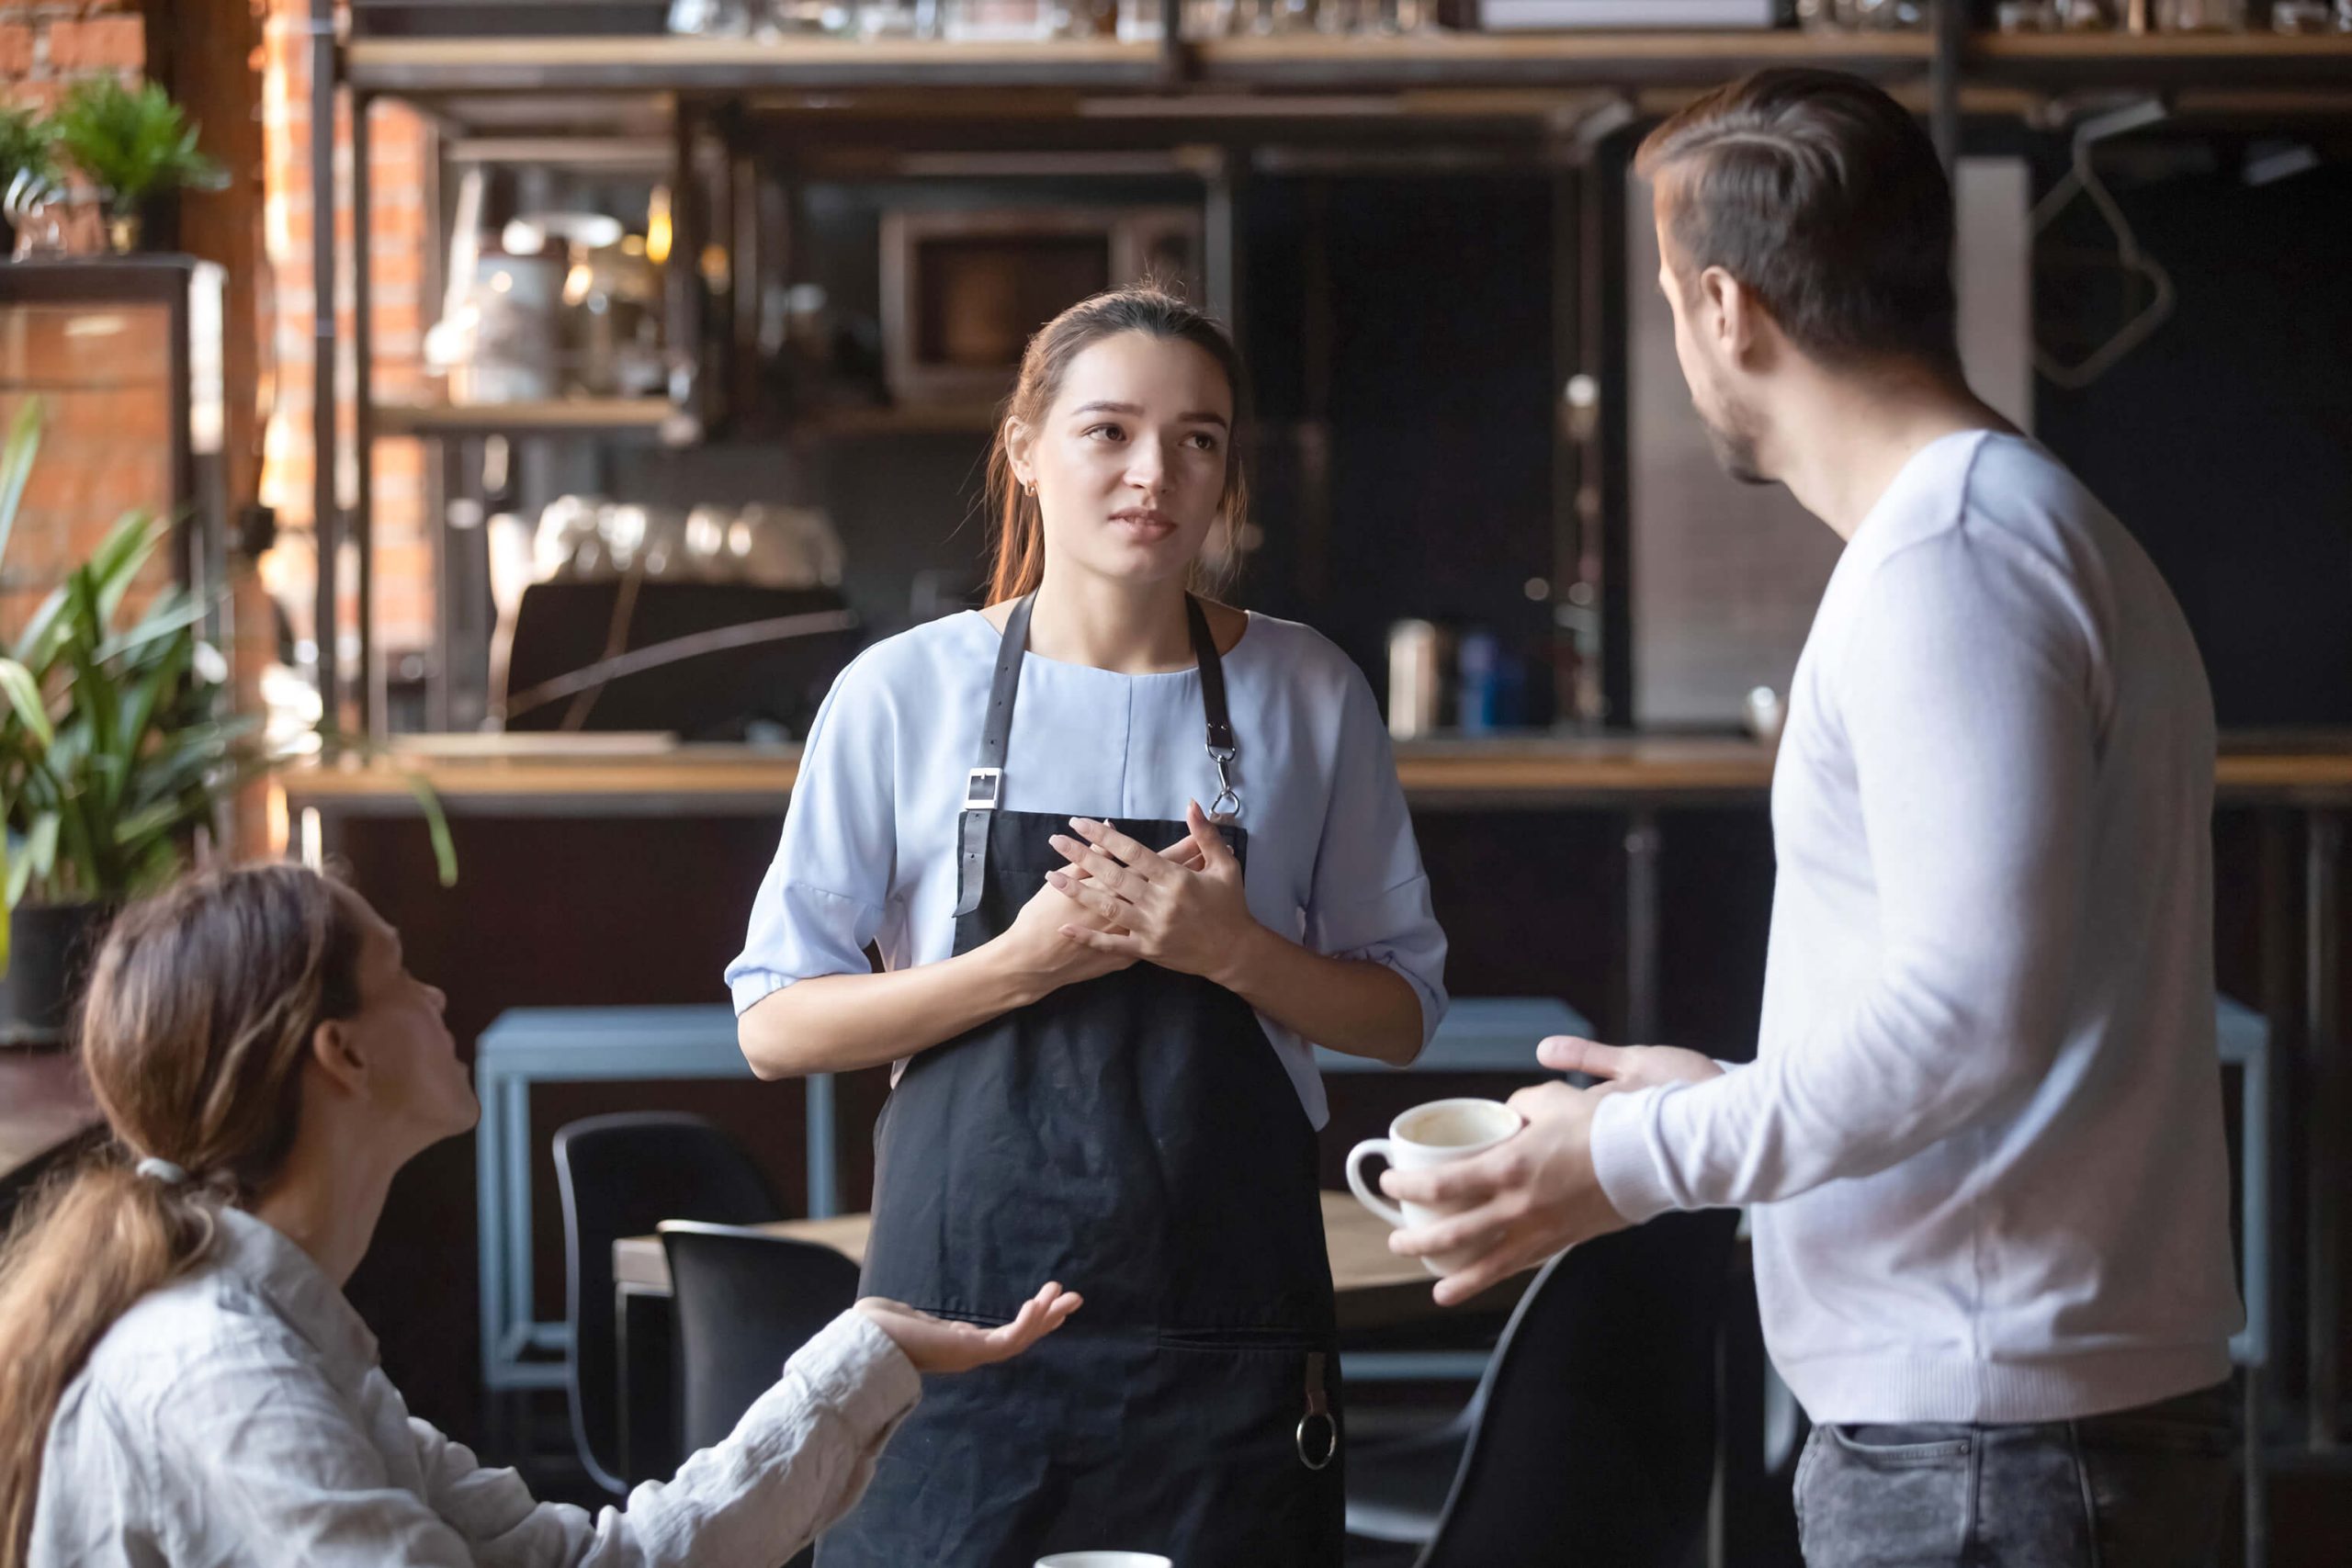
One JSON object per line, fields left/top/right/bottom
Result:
{"left": 0, "top": 864, "right": 361, "bottom": 1568}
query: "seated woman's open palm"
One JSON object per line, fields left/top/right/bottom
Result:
{"left": 854, "top": 1281, "right": 1082, "bottom": 1374}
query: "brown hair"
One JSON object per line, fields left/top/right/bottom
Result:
{"left": 0, "top": 863, "right": 363, "bottom": 1567}
{"left": 984, "top": 284, "right": 1253, "bottom": 604}
{"left": 1637, "top": 68, "right": 1960, "bottom": 373}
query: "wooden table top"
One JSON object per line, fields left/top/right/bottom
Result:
{"left": 283, "top": 731, "right": 2352, "bottom": 815}
{"left": 0, "top": 1050, "right": 99, "bottom": 1179}
{"left": 615, "top": 1190, "right": 1523, "bottom": 1333}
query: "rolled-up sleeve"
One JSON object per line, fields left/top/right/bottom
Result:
{"left": 727, "top": 652, "right": 898, "bottom": 1014}
{"left": 421, "top": 1309, "right": 921, "bottom": 1567}
{"left": 1302, "top": 671, "right": 1449, "bottom": 1056}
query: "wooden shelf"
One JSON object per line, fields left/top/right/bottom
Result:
{"left": 347, "top": 35, "right": 1165, "bottom": 95}
{"left": 372, "top": 398, "right": 698, "bottom": 442}
{"left": 347, "top": 30, "right": 2352, "bottom": 106}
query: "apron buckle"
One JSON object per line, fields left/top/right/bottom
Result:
{"left": 1207, "top": 747, "right": 1241, "bottom": 822}
{"left": 1296, "top": 1351, "right": 1337, "bottom": 1471}
{"left": 965, "top": 767, "right": 1003, "bottom": 811}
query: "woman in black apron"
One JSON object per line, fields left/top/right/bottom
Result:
{"left": 729, "top": 286, "right": 1446, "bottom": 1567}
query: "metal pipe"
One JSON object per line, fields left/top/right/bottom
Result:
{"left": 2309, "top": 810, "right": 2345, "bottom": 1449}
{"left": 352, "top": 94, "right": 379, "bottom": 739}
{"left": 308, "top": 0, "right": 339, "bottom": 738}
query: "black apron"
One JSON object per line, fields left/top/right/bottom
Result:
{"left": 819, "top": 593, "right": 1343, "bottom": 1568}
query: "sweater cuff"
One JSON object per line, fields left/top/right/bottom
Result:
{"left": 783, "top": 1310, "right": 923, "bottom": 1437}
{"left": 1589, "top": 1089, "right": 1680, "bottom": 1224}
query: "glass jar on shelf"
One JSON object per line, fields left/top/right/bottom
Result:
{"left": 667, "top": 0, "right": 752, "bottom": 33}
{"left": 855, "top": 0, "right": 943, "bottom": 37}
{"left": 942, "top": 0, "right": 1054, "bottom": 39}
{"left": 1048, "top": 0, "right": 1119, "bottom": 35}
{"left": 1245, "top": 0, "right": 1317, "bottom": 31}
{"left": 757, "top": 0, "right": 853, "bottom": 32}
{"left": 1852, "top": 0, "right": 1928, "bottom": 28}
{"left": 2153, "top": 0, "right": 2244, "bottom": 26}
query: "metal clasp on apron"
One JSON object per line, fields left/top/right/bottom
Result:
{"left": 966, "top": 767, "right": 1003, "bottom": 811}
{"left": 1296, "top": 1351, "right": 1337, "bottom": 1471}
{"left": 1207, "top": 745, "right": 1241, "bottom": 822}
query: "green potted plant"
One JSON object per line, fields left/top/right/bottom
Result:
{"left": 0, "top": 403, "right": 458, "bottom": 1041}
{"left": 0, "top": 400, "right": 261, "bottom": 1037}
{"left": 0, "top": 105, "right": 57, "bottom": 257}
{"left": 50, "top": 77, "right": 227, "bottom": 254}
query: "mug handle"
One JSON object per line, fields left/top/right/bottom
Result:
{"left": 1346, "top": 1139, "right": 1407, "bottom": 1228}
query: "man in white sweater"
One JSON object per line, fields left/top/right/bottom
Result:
{"left": 1385, "top": 69, "right": 2243, "bottom": 1566}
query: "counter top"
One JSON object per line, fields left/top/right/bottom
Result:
{"left": 0, "top": 1049, "right": 98, "bottom": 1182}
{"left": 277, "top": 732, "right": 2352, "bottom": 816}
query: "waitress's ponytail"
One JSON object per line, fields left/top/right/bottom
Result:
{"left": 984, "top": 284, "right": 1252, "bottom": 605}
{"left": 0, "top": 864, "right": 362, "bottom": 1568}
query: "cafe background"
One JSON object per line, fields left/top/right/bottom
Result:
{"left": 0, "top": 1, "right": 2348, "bottom": 1562}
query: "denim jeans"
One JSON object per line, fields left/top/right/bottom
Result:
{"left": 1794, "top": 1383, "right": 2236, "bottom": 1568}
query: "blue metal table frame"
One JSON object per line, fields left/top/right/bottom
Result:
{"left": 474, "top": 1006, "right": 840, "bottom": 1393}
{"left": 477, "top": 995, "right": 1589, "bottom": 1393}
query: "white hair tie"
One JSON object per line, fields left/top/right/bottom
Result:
{"left": 134, "top": 1156, "right": 190, "bottom": 1186}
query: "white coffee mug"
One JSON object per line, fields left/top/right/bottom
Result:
{"left": 1345, "top": 1097, "right": 1523, "bottom": 1277}
{"left": 1035, "top": 1555, "right": 1173, "bottom": 1568}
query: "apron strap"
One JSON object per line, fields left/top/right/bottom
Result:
{"left": 1184, "top": 596, "right": 1242, "bottom": 821}
{"left": 956, "top": 593, "right": 1037, "bottom": 916}
{"left": 955, "top": 592, "right": 1238, "bottom": 917}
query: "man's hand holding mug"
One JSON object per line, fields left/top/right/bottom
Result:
{"left": 1374, "top": 1034, "right": 1724, "bottom": 1306}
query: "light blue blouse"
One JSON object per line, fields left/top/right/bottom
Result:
{"left": 726, "top": 609, "right": 1448, "bottom": 1127}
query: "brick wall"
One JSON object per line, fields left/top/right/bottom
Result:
{"left": 0, "top": 309, "right": 176, "bottom": 637}
{"left": 0, "top": 1, "right": 144, "bottom": 115}
{"left": 0, "top": 2, "right": 164, "bottom": 644}
{"left": 257, "top": 0, "right": 432, "bottom": 677}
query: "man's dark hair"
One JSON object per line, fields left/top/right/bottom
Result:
{"left": 1637, "top": 69, "right": 1959, "bottom": 372}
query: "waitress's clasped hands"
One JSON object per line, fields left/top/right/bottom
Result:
{"left": 993, "top": 825, "right": 1213, "bottom": 997}
{"left": 1046, "top": 804, "right": 1260, "bottom": 982}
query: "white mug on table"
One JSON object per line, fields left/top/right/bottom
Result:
{"left": 1345, "top": 1097, "right": 1524, "bottom": 1277}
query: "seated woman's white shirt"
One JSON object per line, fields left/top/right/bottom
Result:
{"left": 726, "top": 611, "right": 1449, "bottom": 1126}
{"left": 29, "top": 1205, "right": 920, "bottom": 1567}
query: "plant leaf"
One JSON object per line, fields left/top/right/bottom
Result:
{"left": 97, "top": 592, "right": 206, "bottom": 667}
{"left": 402, "top": 771, "right": 459, "bottom": 888}
{"left": 91, "top": 511, "right": 166, "bottom": 625}
{"left": 0, "top": 657, "right": 52, "bottom": 749}
{"left": 0, "top": 398, "right": 41, "bottom": 570}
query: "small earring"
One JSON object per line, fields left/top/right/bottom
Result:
{"left": 1025, "top": 481, "right": 1037, "bottom": 498}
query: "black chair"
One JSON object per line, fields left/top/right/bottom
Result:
{"left": 553, "top": 1112, "right": 783, "bottom": 1495}
{"left": 659, "top": 1221, "right": 865, "bottom": 1452}
{"left": 1346, "top": 1208, "right": 1742, "bottom": 1567}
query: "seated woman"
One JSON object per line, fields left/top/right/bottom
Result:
{"left": 0, "top": 863, "right": 1079, "bottom": 1567}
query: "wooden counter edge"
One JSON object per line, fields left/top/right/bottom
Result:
{"left": 278, "top": 743, "right": 2352, "bottom": 810}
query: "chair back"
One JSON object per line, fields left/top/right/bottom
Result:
{"left": 553, "top": 1111, "right": 780, "bottom": 1493}
{"left": 660, "top": 1221, "right": 865, "bottom": 1453}
{"left": 1420, "top": 1208, "right": 1741, "bottom": 1568}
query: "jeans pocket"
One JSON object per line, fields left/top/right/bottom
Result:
{"left": 1801, "top": 1426, "right": 1973, "bottom": 1568}
{"left": 1825, "top": 1422, "right": 1975, "bottom": 1466}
